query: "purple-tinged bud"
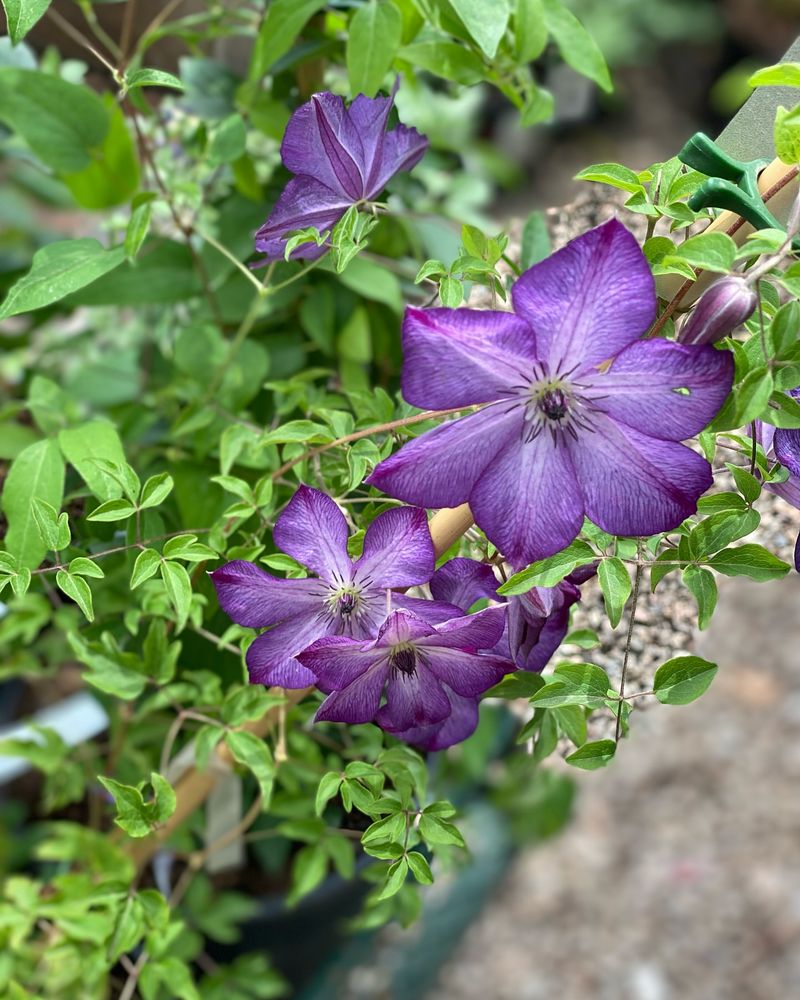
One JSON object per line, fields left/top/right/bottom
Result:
{"left": 677, "top": 275, "right": 757, "bottom": 345}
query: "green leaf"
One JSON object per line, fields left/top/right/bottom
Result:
{"left": 689, "top": 508, "right": 760, "bottom": 557}
{"left": 315, "top": 771, "right": 342, "bottom": 817}
{"left": 125, "top": 199, "right": 153, "bottom": 262}
{"left": 728, "top": 464, "right": 761, "bottom": 503}
{"left": 663, "top": 231, "right": 737, "bottom": 274}
{"left": 130, "top": 548, "right": 161, "bottom": 590}
{"left": 418, "top": 814, "right": 466, "bottom": 848}
{"left": 251, "top": 0, "right": 328, "bottom": 76}
{"left": 287, "top": 844, "right": 328, "bottom": 906}
{"left": 377, "top": 858, "right": 409, "bottom": 899}
{"left": 347, "top": 1, "right": 403, "bottom": 97}
{"left": 530, "top": 662, "right": 612, "bottom": 709}
{"left": 565, "top": 738, "right": 616, "bottom": 770}
{"left": 56, "top": 570, "right": 93, "bottom": 620}
{"left": 68, "top": 632, "right": 147, "bottom": 699}
{"left": 139, "top": 472, "right": 174, "bottom": 509}
{"left": 439, "top": 275, "right": 463, "bottom": 307}
{"left": 520, "top": 209, "right": 550, "bottom": 268}
{"left": 748, "top": 62, "right": 800, "bottom": 88}
{"left": 541, "top": 0, "right": 611, "bottom": 92}
{"left": 514, "top": 0, "right": 547, "bottom": 62}
{"left": 31, "top": 497, "right": 69, "bottom": 551}
{"left": 498, "top": 540, "right": 595, "bottom": 593}
{"left": 0, "top": 67, "right": 109, "bottom": 172}
{"left": 207, "top": 113, "right": 247, "bottom": 166}
{"left": 160, "top": 560, "right": 192, "bottom": 630}
{"left": 125, "top": 68, "right": 185, "bottom": 93}
{"left": 2, "top": 438, "right": 64, "bottom": 569}
{"left": 0, "top": 240, "right": 125, "bottom": 320}
{"left": 653, "top": 655, "right": 717, "bottom": 705}
{"left": 149, "top": 773, "right": 177, "bottom": 823}
{"left": 707, "top": 544, "right": 790, "bottom": 581}
{"left": 61, "top": 98, "right": 139, "bottom": 210}
{"left": 87, "top": 498, "right": 137, "bottom": 522}
{"left": 58, "top": 419, "right": 127, "bottom": 501}
{"left": 574, "top": 162, "right": 642, "bottom": 193}
{"left": 775, "top": 105, "right": 800, "bottom": 166}
{"left": 69, "top": 556, "right": 104, "bottom": 579}
{"left": 682, "top": 566, "right": 717, "bottom": 631}
{"left": 1, "top": 0, "right": 52, "bottom": 43}
{"left": 225, "top": 731, "right": 275, "bottom": 807}
{"left": 399, "top": 39, "right": 485, "bottom": 85}
{"left": 406, "top": 851, "right": 434, "bottom": 885}
{"left": 97, "top": 777, "right": 151, "bottom": 838}
{"left": 563, "top": 627, "right": 599, "bottom": 649}
{"left": 597, "top": 557, "right": 631, "bottom": 628}
{"left": 449, "top": 0, "right": 511, "bottom": 59}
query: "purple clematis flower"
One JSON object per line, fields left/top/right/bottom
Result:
{"left": 758, "top": 393, "right": 800, "bottom": 571}
{"left": 367, "top": 220, "right": 735, "bottom": 566}
{"left": 298, "top": 606, "right": 513, "bottom": 749}
{"left": 430, "top": 557, "right": 581, "bottom": 672}
{"left": 211, "top": 486, "right": 457, "bottom": 688}
{"left": 255, "top": 83, "right": 427, "bottom": 260}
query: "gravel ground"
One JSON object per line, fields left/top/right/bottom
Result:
{"left": 424, "top": 195, "right": 800, "bottom": 1000}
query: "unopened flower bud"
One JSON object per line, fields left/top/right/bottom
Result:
{"left": 677, "top": 276, "right": 757, "bottom": 345}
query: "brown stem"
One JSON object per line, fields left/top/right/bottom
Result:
{"left": 270, "top": 406, "right": 471, "bottom": 480}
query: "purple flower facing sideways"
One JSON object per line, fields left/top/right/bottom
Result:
{"left": 430, "top": 557, "right": 581, "bottom": 672}
{"left": 298, "top": 607, "right": 513, "bottom": 750}
{"left": 211, "top": 486, "right": 457, "bottom": 688}
{"left": 759, "top": 391, "right": 800, "bottom": 571}
{"left": 255, "top": 82, "right": 428, "bottom": 260}
{"left": 367, "top": 220, "right": 735, "bottom": 567}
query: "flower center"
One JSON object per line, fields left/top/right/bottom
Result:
{"left": 389, "top": 642, "right": 417, "bottom": 677}
{"left": 327, "top": 584, "right": 362, "bottom": 619}
{"left": 511, "top": 363, "right": 599, "bottom": 446}
{"left": 538, "top": 386, "right": 570, "bottom": 421}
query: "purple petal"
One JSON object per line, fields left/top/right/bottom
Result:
{"left": 366, "top": 121, "right": 428, "bottom": 196}
{"left": 429, "top": 557, "right": 499, "bottom": 613}
{"left": 774, "top": 427, "right": 800, "bottom": 478}
{"left": 273, "top": 486, "right": 352, "bottom": 583}
{"left": 765, "top": 473, "right": 800, "bottom": 509}
{"left": 253, "top": 176, "right": 349, "bottom": 260}
{"left": 401, "top": 307, "right": 537, "bottom": 408}
{"left": 367, "top": 404, "right": 518, "bottom": 509}
{"left": 281, "top": 93, "right": 365, "bottom": 200}
{"left": 508, "top": 582, "right": 580, "bottom": 672}
{"left": 378, "top": 666, "right": 451, "bottom": 730}
{"left": 568, "top": 413, "right": 712, "bottom": 536}
{"left": 353, "top": 506, "right": 434, "bottom": 589}
{"left": 210, "top": 560, "right": 324, "bottom": 628}
{"left": 391, "top": 690, "right": 479, "bottom": 751}
{"left": 315, "top": 661, "right": 389, "bottom": 724}
{"left": 795, "top": 531, "right": 800, "bottom": 573}
{"left": 470, "top": 424, "right": 584, "bottom": 565}
{"left": 391, "top": 593, "right": 464, "bottom": 625}
{"left": 246, "top": 615, "right": 329, "bottom": 688}
{"left": 512, "top": 220, "right": 656, "bottom": 371}
{"left": 583, "top": 340, "right": 734, "bottom": 441}
{"left": 298, "top": 635, "right": 385, "bottom": 693}
{"left": 422, "top": 648, "right": 511, "bottom": 697}
{"left": 422, "top": 605, "right": 508, "bottom": 651}
{"left": 374, "top": 609, "right": 436, "bottom": 646}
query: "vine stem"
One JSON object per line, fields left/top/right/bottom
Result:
{"left": 616, "top": 540, "right": 643, "bottom": 743}
{"left": 270, "top": 406, "right": 474, "bottom": 480}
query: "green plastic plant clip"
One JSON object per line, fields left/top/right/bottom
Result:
{"left": 677, "top": 132, "right": 780, "bottom": 233}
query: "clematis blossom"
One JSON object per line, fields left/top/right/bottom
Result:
{"left": 255, "top": 83, "right": 428, "bottom": 260}
{"left": 367, "top": 220, "right": 735, "bottom": 566}
{"left": 298, "top": 607, "right": 513, "bottom": 749}
{"left": 211, "top": 486, "right": 457, "bottom": 688}
{"left": 758, "top": 391, "right": 800, "bottom": 571}
{"left": 430, "top": 557, "right": 581, "bottom": 672}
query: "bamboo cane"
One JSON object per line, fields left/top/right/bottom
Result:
{"left": 656, "top": 158, "right": 799, "bottom": 307}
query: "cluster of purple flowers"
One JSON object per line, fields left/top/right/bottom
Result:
{"left": 212, "top": 84, "right": 742, "bottom": 750}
